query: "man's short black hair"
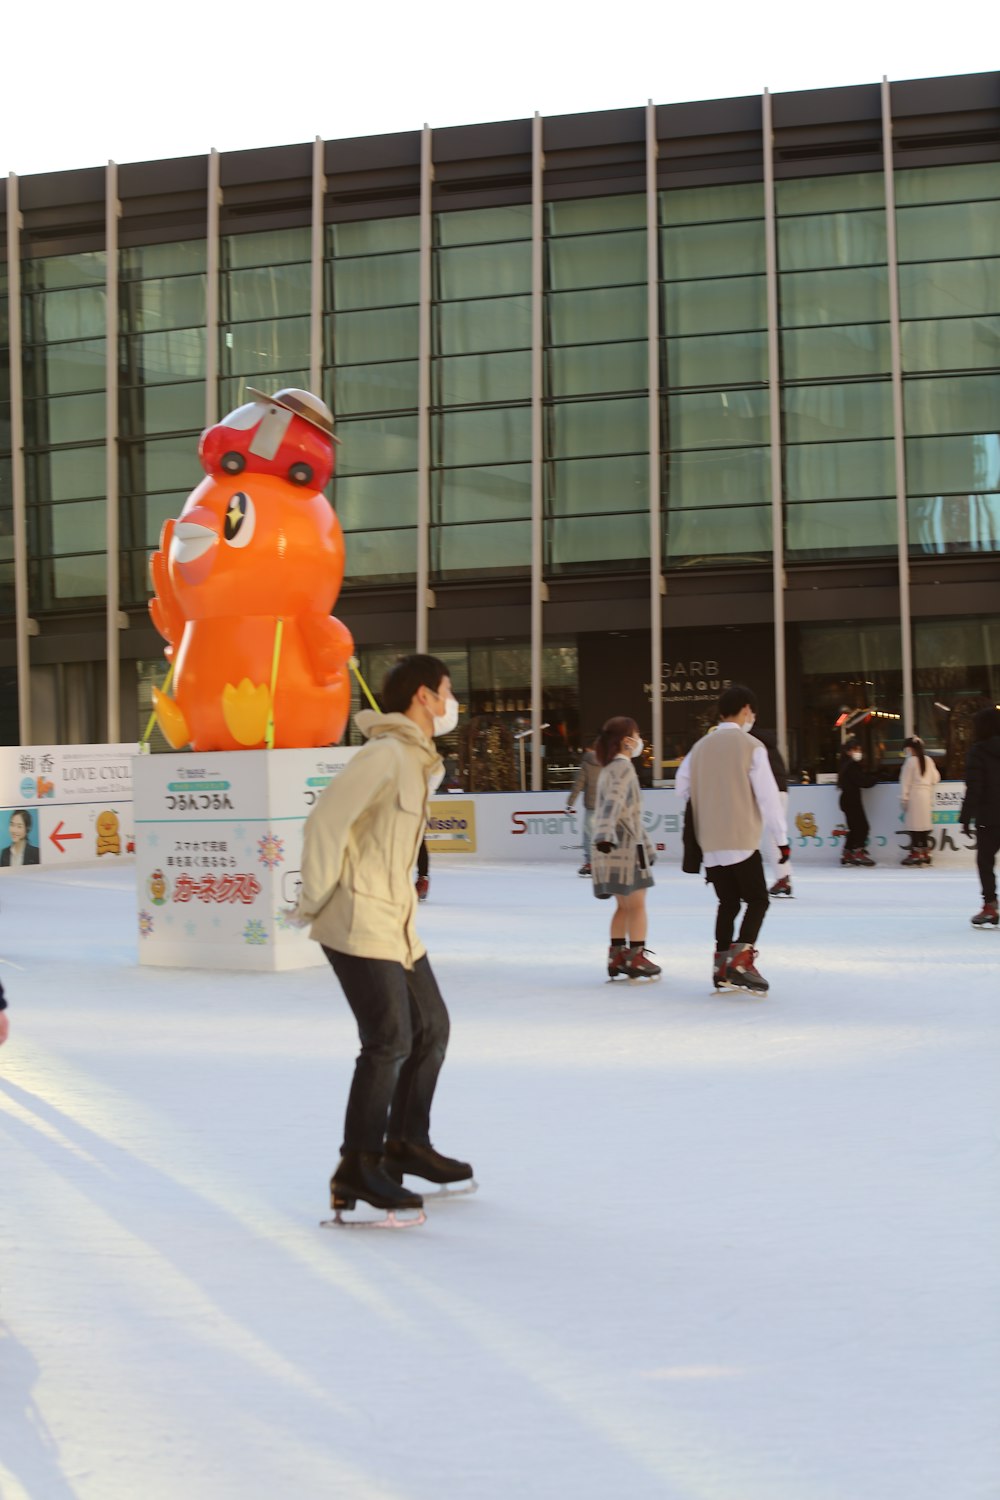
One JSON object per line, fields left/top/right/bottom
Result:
{"left": 718, "top": 684, "right": 757, "bottom": 719}
{"left": 381, "top": 654, "right": 449, "bottom": 715}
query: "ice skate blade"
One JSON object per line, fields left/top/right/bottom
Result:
{"left": 422, "top": 1178, "right": 478, "bottom": 1199}
{"left": 321, "top": 1208, "right": 426, "bottom": 1230}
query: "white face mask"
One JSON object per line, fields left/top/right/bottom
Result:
{"left": 630, "top": 737, "right": 644, "bottom": 759}
{"left": 431, "top": 693, "right": 459, "bottom": 737}
{"left": 849, "top": 750, "right": 863, "bottom": 761}
{"left": 741, "top": 713, "right": 756, "bottom": 733}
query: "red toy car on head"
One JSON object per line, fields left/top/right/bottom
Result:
{"left": 198, "top": 387, "right": 340, "bottom": 490}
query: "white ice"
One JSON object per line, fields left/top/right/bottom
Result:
{"left": 1, "top": 858, "right": 998, "bottom": 1500}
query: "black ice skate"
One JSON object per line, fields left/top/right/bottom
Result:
{"left": 578, "top": 862, "right": 592, "bottom": 876}
{"left": 415, "top": 875, "right": 429, "bottom": 900}
{"left": 971, "top": 900, "right": 999, "bottom": 928}
{"left": 853, "top": 849, "right": 876, "bottom": 867}
{"left": 769, "top": 875, "right": 793, "bottom": 897}
{"left": 383, "top": 1139, "right": 477, "bottom": 1197}
{"left": 727, "top": 944, "right": 769, "bottom": 994}
{"left": 323, "top": 1150, "right": 425, "bottom": 1229}
{"left": 625, "top": 946, "right": 661, "bottom": 980}
{"left": 900, "top": 850, "right": 923, "bottom": 867}
{"left": 713, "top": 951, "right": 733, "bottom": 990}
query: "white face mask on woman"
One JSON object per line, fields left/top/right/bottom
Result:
{"left": 630, "top": 736, "right": 644, "bottom": 758}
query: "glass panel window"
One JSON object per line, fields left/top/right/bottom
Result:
{"left": 138, "top": 382, "right": 206, "bottom": 435}
{"left": 785, "top": 438, "right": 894, "bottom": 501}
{"left": 777, "top": 211, "right": 886, "bottom": 272}
{"left": 547, "top": 195, "right": 645, "bottom": 235}
{"left": 36, "top": 338, "right": 106, "bottom": 395}
{"left": 222, "top": 317, "right": 310, "bottom": 376}
{"left": 225, "top": 229, "right": 311, "bottom": 269}
{"left": 782, "top": 381, "right": 892, "bottom": 444}
{"left": 437, "top": 296, "right": 532, "bottom": 355}
{"left": 39, "top": 286, "right": 106, "bottom": 342}
{"left": 436, "top": 350, "right": 531, "bottom": 406}
{"left": 786, "top": 498, "right": 897, "bottom": 557}
{"left": 139, "top": 438, "right": 201, "bottom": 494}
{"left": 896, "top": 162, "right": 1000, "bottom": 206}
{"left": 667, "top": 388, "right": 769, "bottom": 450}
{"left": 550, "top": 397, "right": 647, "bottom": 459}
{"left": 666, "top": 446, "right": 768, "bottom": 509}
{"left": 333, "top": 252, "right": 419, "bottom": 311}
{"left": 905, "top": 433, "right": 1000, "bottom": 495}
{"left": 663, "top": 275, "right": 766, "bottom": 337}
{"left": 665, "top": 330, "right": 767, "bottom": 388}
{"left": 547, "top": 454, "right": 648, "bottom": 516}
{"left": 331, "top": 306, "right": 419, "bottom": 364}
{"left": 36, "top": 252, "right": 107, "bottom": 290}
{"left": 782, "top": 322, "right": 890, "bottom": 381}
{"left": 547, "top": 285, "right": 647, "bottom": 345}
{"left": 335, "top": 471, "right": 417, "bottom": 534}
{"left": 437, "top": 406, "right": 531, "bottom": 467}
{"left": 903, "top": 374, "right": 1000, "bottom": 436}
{"left": 550, "top": 512, "right": 650, "bottom": 568}
{"left": 901, "top": 316, "right": 1000, "bottom": 373}
{"left": 125, "top": 275, "right": 206, "bottom": 333}
{"left": 779, "top": 265, "right": 888, "bottom": 328}
{"left": 549, "top": 341, "right": 646, "bottom": 398}
{"left": 437, "top": 242, "right": 531, "bottom": 301}
{"left": 330, "top": 217, "right": 420, "bottom": 256}
{"left": 666, "top": 505, "right": 771, "bottom": 561}
{"left": 337, "top": 416, "right": 419, "bottom": 475}
{"left": 438, "top": 521, "right": 530, "bottom": 575}
{"left": 334, "top": 361, "right": 419, "bottom": 415}
{"left": 660, "top": 183, "right": 765, "bottom": 226}
{"left": 51, "top": 499, "right": 105, "bottom": 554}
{"left": 131, "top": 328, "right": 206, "bottom": 384}
{"left": 898, "top": 258, "right": 1000, "bottom": 321}
{"left": 437, "top": 464, "right": 532, "bottom": 524}
{"left": 547, "top": 231, "right": 646, "bottom": 291}
{"left": 54, "top": 553, "right": 106, "bottom": 599}
{"left": 662, "top": 220, "right": 765, "bottom": 280}
{"left": 896, "top": 201, "right": 1000, "bottom": 264}
{"left": 34, "top": 392, "right": 104, "bottom": 447}
{"left": 226, "top": 263, "right": 310, "bottom": 321}
{"left": 345, "top": 528, "right": 417, "bottom": 581}
{"left": 144, "top": 492, "right": 188, "bottom": 547}
{"left": 48, "top": 447, "right": 105, "bottom": 501}
{"left": 438, "top": 205, "right": 532, "bottom": 245}
{"left": 124, "top": 243, "right": 206, "bottom": 279}
{"left": 909, "top": 495, "right": 1000, "bottom": 556}
{"left": 775, "top": 172, "right": 885, "bottom": 216}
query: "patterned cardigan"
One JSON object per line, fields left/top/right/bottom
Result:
{"left": 591, "top": 757, "right": 655, "bottom": 896}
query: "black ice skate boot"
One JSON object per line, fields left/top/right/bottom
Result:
{"left": 383, "top": 1139, "right": 474, "bottom": 1185}
{"left": 971, "top": 900, "right": 999, "bottom": 928}
{"left": 713, "top": 951, "right": 733, "bottom": 990}
{"left": 330, "top": 1151, "right": 424, "bottom": 1213}
{"left": 625, "top": 944, "right": 661, "bottom": 980}
{"left": 727, "top": 944, "right": 769, "bottom": 994}
{"left": 607, "top": 940, "right": 629, "bottom": 979}
{"left": 854, "top": 849, "right": 876, "bottom": 867}
{"left": 769, "top": 875, "right": 793, "bottom": 897}
{"left": 900, "top": 850, "right": 923, "bottom": 867}
{"left": 840, "top": 849, "right": 859, "bottom": 867}
{"left": 578, "top": 862, "right": 592, "bottom": 876}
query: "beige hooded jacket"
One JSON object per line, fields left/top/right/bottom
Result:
{"left": 297, "top": 710, "right": 442, "bottom": 967}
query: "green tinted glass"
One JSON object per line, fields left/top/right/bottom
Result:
{"left": 131, "top": 329, "right": 206, "bottom": 384}
{"left": 39, "top": 286, "right": 106, "bottom": 342}
{"left": 550, "top": 397, "right": 647, "bottom": 459}
{"left": 47, "top": 446, "right": 105, "bottom": 501}
{"left": 905, "top": 433, "right": 1000, "bottom": 494}
{"left": 547, "top": 285, "right": 647, "bottom": 345}
{"left": 901, "top": 317, "right": 1000, "bottom": 373}
{"left": 778, "top": 211, "right": 886, "bottom": 272}
{"left": 666, "top": 504, "right": 770, "bottom": 562}
{"left": 437, "top": 406, "right": 531, "bottom": 466}
{"left": 903, "top": 374, "right": 1000, "bottom": 436}
{"left": 224, "top": 228, "right": 311, "bottom": 268}
{"left": 908, "top": 494, "right": 1000, "bottom": 553}
{"left": 35, "top": 252, "right": 106, "bottom": 290}
{"left": 665, "top": 330, "right": 767, "bottom": 388}
{"left": 330, "top": 217, "right": 420, "bottom": 256}
{"left": 436, "top": 463, "right": 531, "bottom": 523}
{"left": 335, "top": 470, "right": 417, "bottom": 532}
{"left": 437, "top": 296, "right": 532, "bottom": 355}
{"left": 783, "top": 381, "right": 892, "bottom": 443}
{"left": 226, "top": 263, "right": 310, "bottom": 321}
{"left": 437, "top": 521, "right": 530, "bottom": 576}
{"left": 896, "top": 201, "right": 1000, "bottom": 264}
{"left": 667, "top": 388, "right": 769, "bottom": 450}
{"left": 44, "top": 392, "right": 105, "bottom": 447}
{"left": 53, "top": 553, "right": 107, "bottom": 599}
{"left": 898, "top": 258, "right": 1000, "bottom": 320}
{"left": 663, "top": 275, "right": 766, "bottom": 336}
{"left": 333, "top": 251, "right": 419, "bottom": 311}
{"left": 662, "top": 220, "right": 765, "bottom": 280}
{"left": 330, "top": 305, "right": 420, "bottom": 364}
{"left": 547, "top": 195, "right": 645, "bottom": 235}
{"left": 784, "top": 438, "right": 894, "bottom": 501}
{"left": 222, "top": 318, "right": 310, "bottom": 376}
{"left": 139, "top": 438, "right": 201, "bottom": 493}
{"left": 781, "top": 322, "right": 890, "bottom": 381}
{"left": 550, "top": 512, "right": 650, "bottom": 568}
{"left": 895, "top": 162, "right": 1000, "bottom": 207}
{"left": 779, "top": 265, "right": 888, "bottom": 328}
{"left": 775, "top": 172, "right": 885, "bottom": 216}
{"left": 547, "top": 231, "right": 646, "bottom": 291}
{"left": 51, "top": 498, "right": 106, "bottom": 554}
{"left": 124, "top": 242, "right": 207, "bottom": 279}
{"left": 786, "top": 498, "right": 897, "bottom": 557}
{"left": 125, "top": 275, "right": 206, "bottom": 333}
{"left": 437, "top": 205, "right": 532, "bottom": 245}
{"left": 437, "top": 241, "right": 532, "bottom": 300}
{"left": 337, "top": 415, "right": 419, "bottom": 475}
{"left": 546, "top": 453, "right": 649, "bottom": 515}
{"left": 436, "top": 350, "right": 531, "bottom": 405}
{"left": 660, "top": 182, "right": 765, "bottom": 226}
{"left": 344, "top": 527, "right": 417, "bottom": 581}
{"left": 549, "top": 341, "right": 646, "bottom": 397}
{"left": 334, "top": 361, "right": 419, "bottom": 415}
{"left": 666, "top": 446, "right": 768, "bottom": 508}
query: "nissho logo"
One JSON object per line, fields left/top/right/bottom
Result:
{"left": 428, "top": 815, "right": 468, "bottom": 831}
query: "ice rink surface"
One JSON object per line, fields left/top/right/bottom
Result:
{"left": 1, "top": 857, "right": 998, "bottom": 1500}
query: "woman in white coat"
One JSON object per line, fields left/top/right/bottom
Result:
{"left": 899, "top": 736, "right": 941, "bottom": 866}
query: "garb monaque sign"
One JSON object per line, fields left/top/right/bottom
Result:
{"left": 644, "top": 661, "right": 731, "bottom": 704}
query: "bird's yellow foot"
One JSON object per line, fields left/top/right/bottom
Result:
{"left": 152, "top": 688, "right": 191, "bottom": 750}
{"left": 222, "top": 679, "right": 271, "bottom": 746}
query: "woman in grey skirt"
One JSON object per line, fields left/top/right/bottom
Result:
{"left": 591, "top": 715, "right": 661, "bottom": 980}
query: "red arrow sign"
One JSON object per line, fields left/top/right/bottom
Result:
{"left": 50, "top": 821, "right": 83, "bottom": 854}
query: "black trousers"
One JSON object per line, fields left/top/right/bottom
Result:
{"left": 323, "top": 949, "right": 450, "bottom": 1155}
{"left": 706, "top": 851, "right": 769, "bottom": 951}
{"left": 840, "top": 792, "right": 869, "bottom": 852}
{"left": 977, "top": 825, "right": 1000, "bottom": 903}
{"left": 417, "top": 838, "right": 429, "bottom": 880}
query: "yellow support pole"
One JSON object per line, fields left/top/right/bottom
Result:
{"left": 349, "top": 655, "right": 381, "bottom": 714}
{"left": 139, "top": 662, "right": 175, "bottom": 752}
{"left": 265, "top": 618, "right": 285, "bottom": 749}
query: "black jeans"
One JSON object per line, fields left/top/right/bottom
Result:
{"left": 706, "top": 852, "right": 770, "bottom": 951}
{"left": 324, "top": 949, "right": 450, "bottom": 1155}
{"left": 840, "top": 792, "right": 869, "bottom": 852}
{"left": 417, "top": 839, "right": 429, "bottom": 880}
{"left": 977, "top": 825, "right": 1000, "bottom": 903}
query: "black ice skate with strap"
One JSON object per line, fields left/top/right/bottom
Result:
{"left": 322, "top": 1150, "right": 426, "bottom": 1230}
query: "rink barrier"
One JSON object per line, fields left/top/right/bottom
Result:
{"left": 0, "top": 743, "right": 137, "bottom": 869}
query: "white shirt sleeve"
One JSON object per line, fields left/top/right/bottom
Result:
{"left": 749, "top": 745, "right": 788, "bottom": 851}
{"left": 674, "top": 751, "right": 692, "bottom": 807}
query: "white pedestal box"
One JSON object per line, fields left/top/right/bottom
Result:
{"left": 134, "top": 747, "right": 355, "bottom": 971}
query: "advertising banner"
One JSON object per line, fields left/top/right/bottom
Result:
{"left": 426, "top": 798, "right": 477, "bottom": 853}
{"left": 0, "top": 744, "right": 137, "bottom": 870}
{"left": 134, "top": 747, "right": 355, "bottom": 972}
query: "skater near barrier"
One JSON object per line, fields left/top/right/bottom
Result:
{"left": 298, "top": 654, "right": 475, "bottom": 1225}
{"left": 591, "top": 716, "right": 660, "bottom": 980}
{"left": 676, "top": 685, "right": 788, "bottom": 995}
{"left": 415, "top": 838, "right": 430, "bottom": 901}
{"left": 566, "top": 743, "right": 601, "bottom": 876}
{"left": 960, "top": 706, "right": 1000, "bottom": 929}
{"left": 837, "top": 739, "right": 878, "bottom": 866}
{"left": 0, "top": 981, "right": 8, "bottom": 1046}
{"left": 899, "top": 737, "right": 941, "bottom": 867}
{"left": 752, "top": 728, "right": 793, "bottom": 897}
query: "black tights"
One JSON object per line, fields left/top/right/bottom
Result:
{"left": 706, "top": 852, "right": 770, "bottom": 951}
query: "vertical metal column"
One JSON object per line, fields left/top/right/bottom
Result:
{"left": 6, "top": 173, "right": 32, "bottom": 744}
{"left": 530, "top": 112, "right": 544, "bottom": 792}
{"left": 105, "top": 160, "right": 121, "bottom": 743}
{"left": 416, "top": 124, "right": 433, "bottom": 655}
{"left": 205, "top": 148, "right": 221, "bottom": 427}
{"left": 310, "top": 136, "right": 325, "bottom": 397}
{"left": 881, "top": 76, "right": 915, "bottom": 737}
{"left": 646, "top": 101, "right": 663, "bottom": 782}
{"left": 762, "top": 90, "right": 788, "bottom": 762}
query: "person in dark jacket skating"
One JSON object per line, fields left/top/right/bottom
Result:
{"left": 753, "top": 727, "right": 793, "bottom": 897}
{"left": 567, "top": 744, "right": 601, "bottom": 875}
{"left": 837, "top": 739, "right": 879, "bottom": 866}
{"left": 959, "top": 706, "right": 1000, "bottom": 928}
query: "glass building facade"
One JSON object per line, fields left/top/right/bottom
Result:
{"left": 1, "top": 74, "right": 998, "bottom": 784}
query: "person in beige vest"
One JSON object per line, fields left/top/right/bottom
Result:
{"left": 675, "top": 684, "right": 788, "bottom": 995}
{"left": 298, "top": 654, "right": 474, "bottom": 1222}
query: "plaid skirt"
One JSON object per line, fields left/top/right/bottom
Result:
{"left": 592, "top": 845, "right": 654, "bottom": 899}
